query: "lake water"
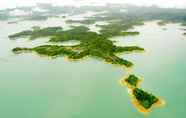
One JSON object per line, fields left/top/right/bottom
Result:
{"left": 0, "top": 19, "right": 186, "bottom": 118}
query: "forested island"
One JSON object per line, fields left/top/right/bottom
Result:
{"left": 120, "top": 74, "right": 163, "bottom": 113}
{"left": 157, "top": 21, "right": 167, "bottom": 26}
{"left": 10, "top": 25, "right": 144, "bottom": 68}
{"left": 120, "top": 74, "right": 141, "bottom": 88}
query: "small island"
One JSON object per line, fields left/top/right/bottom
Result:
{"left": 66, "top": 19, "right": 96, "bottom": 25}
{"left": 7, "top": 21, "right": 18, "bottom": 24}
{"left": 131, "top": 88, "right": 163, "bottom": 113}
{"left": 157, "top": 21, "right": 167, "bottom": 26}
{"left": 120, "top": 74, "right": 164, "bottom": 113}
{"left": 120, "top": 74, "right": 141, "bottom": 88}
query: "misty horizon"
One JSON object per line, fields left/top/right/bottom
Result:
{"left": 0, "top": 0, "right": 186, "bottom": 10}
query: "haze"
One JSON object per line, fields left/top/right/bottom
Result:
{"left": 0, "top": 0, "right": 186, "bottom": 9}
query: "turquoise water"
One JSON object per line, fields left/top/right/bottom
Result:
{"left": 0, "top": 20, "right": 186, "bottom": 118}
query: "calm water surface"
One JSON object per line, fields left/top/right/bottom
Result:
{"left": 0, "top": 20, "right": 186, "bottom": 118}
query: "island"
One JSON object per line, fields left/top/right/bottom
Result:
{"left": 120, "top": 74, "right": 141, "bottom": 88}
{"left": 131, "top": 88, "right": 163, "bottom": 113}
{"left": 9, "top": 26, "right": 63, "bottom": 39}
{"left": 9, "top": 26, "right": 144, "bottom": 68}
{"left": 66, "top": 19, "right": 96, "bottom": 25}
{"left": 120, "top": 74, "right": 164, "bottom": 113}
{"left": 7, "top": 21, "right": 18, "bottom": 24}
{"left": 157, "top": 21, "right": 167, "bottom": 26}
